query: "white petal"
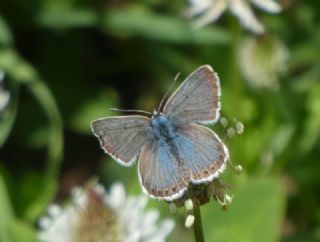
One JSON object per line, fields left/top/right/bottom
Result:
{"left": 123, "top": 230, "right": 141, "bottom": 242}
{"left": 39, "top": 217, "right": 51, "bottom": 230}
{"left": 38, "top": 206, "right": 78, "bottom": 242}
{"left": 107, "top": 182, "right": 126, "bottom": 209}
{"left": 94, "top": 183, "right": 106, "bottom": 195}
{"left": 140, "top": 210, "right": 159, "bottom": 237}
{"left": 157, "top": 219, "right": 175, "bottom": 238}
{"left": 70, "top": 186, "right": 82, "bottom": 200}
{"left": 186, "top": 0, "right": 214, "bottom": 17}
{"left": 192, "top": 0, "right": 228, "bottom": 27}
{"left": 143, "top": 210, "right": 159, "bottom": 227}
{"left": 144, "top": 219, "right": 175, "bottom": 242}
{"left": 47, "top": 204, "right": 61, "bottom": 218}
{"left": 251, "top": 0, "right": 282, "bottom": 13}
{"left": 230, "top": 0, "right": 265, "bottom": 34}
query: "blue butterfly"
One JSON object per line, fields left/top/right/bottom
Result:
{"left": 92, "top": 65, "right": 229, "bottom": 201}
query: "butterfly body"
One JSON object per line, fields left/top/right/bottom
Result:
{"left": 92, "top": 65, "right": 229, "bottom": 201}
{"left": 151, "top": 112, "right": 176, "bottom": 142}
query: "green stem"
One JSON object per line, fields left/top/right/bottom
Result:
{"left": 0, "top": 48, "right": 63, "bottom": 221}
{"left": 193, "top": 206, "right": 205, "bottom": 242}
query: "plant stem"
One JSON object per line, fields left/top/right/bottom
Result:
{"left": 193, "top": 206, "right": 205, "bottom": 242}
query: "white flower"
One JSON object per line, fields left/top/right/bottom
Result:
{"left": 0, "top": 71, "right": 10, "bottom": 113}
{"left": 38, "top": 182, "right": 175, "bottom": 242}
{"left": 186, "top": 0, "right": 282, "bottom": 34}
{"left": 238, "top": 35, "right": 289, "bottom": 89}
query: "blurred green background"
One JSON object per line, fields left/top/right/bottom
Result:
{"left": 1, "top": 0, "right": 320, "bottom": 241}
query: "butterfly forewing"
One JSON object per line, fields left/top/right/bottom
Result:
{"left": 163, "top": 65, "right": 221, "bottom": 124}
{"left": 175, "top": 124, "right": 229, "bottom": 183}
{"left": 91, "top": 116, "right": 151, "bottom": 166}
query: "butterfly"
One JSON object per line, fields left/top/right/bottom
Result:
{"left": 91, "top": 65, "right": 229, "bottom": 201}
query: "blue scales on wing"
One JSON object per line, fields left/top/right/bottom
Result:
{"left": 174, "top": 124, "right": 229, "bottom": 183}
{"left": 138, "top": 137, "right": 189, "bottom": 201}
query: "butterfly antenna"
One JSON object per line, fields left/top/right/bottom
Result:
{"left": 109, "top": 108, "right": 152, "bottom": 116}
{"left": 158, "top": 72, "right": 180, "bottom": 112}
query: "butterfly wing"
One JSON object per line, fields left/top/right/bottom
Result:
{"left": 163, "top": 65, "right": 221, "bottom": 125}
{"left": 138, "top": 138, "right": 189, "bottom": 201}
{"left": 175, "top": 124, "right": 229, "bottom": 183}
{"left": 91, "top": 116, "right": 151, "bottom": 166}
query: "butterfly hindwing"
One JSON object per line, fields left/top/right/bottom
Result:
{"left": 163, "top": 65, "right": 221, "bottom": 125}
{"left": 138, "top": 138, "right": 189, "bottom": 201}
{"left": 175, "top": 124, "right": 229, "bottom": 183}
{"left": 91, "top": 116, "right": 151, "bottom": 166}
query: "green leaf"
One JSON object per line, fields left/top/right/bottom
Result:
{"left": 289, "top": 41, "right": 320, "bottom": 69}
{"left": 267, "top": 124, "right": 295, "bottom": 156}
{"left": 0, "top": 175, "right": 14, "bottom": 242}
{"left": 0, "top": 49, "right": 37, "bottom": 83}
{"left": 0, "top": 81, "right": 19, "bottom": 147}
{"left": 201, "top": 178, "right": 285, "bottom": 242}
{"left": 299, "top": 84, "right": 320, "bottom": 153}
{"left": 8, "top": 220, "right": 37, "bottom": 242}
{"left": 36, "top": 5, "right": 230, "bottom": 44}
{"left": 0, "top": 15, "right": 13, "bottom": 47}
{"left": 291, "top": 64, "right": 320, "bottom": 93}
{"left": 37, "top": 9, "right": 97, "bottom": 29}
{"left": 23, "top": 177, "right": 57, "bottom": 222}
{"left": 102, "top": 8, "right": 230, "bottom": 44}
{"left": 0, "top": 48, "right": 63, "bottom": 171}
{"left": 0, "top": 48, "right": 63, "bottom": 220}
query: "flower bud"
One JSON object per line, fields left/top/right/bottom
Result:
{"left": 220, "top": 117, "right": 228, "bottom": 128}
{"left": 234, "top": 165, "right": 243, "bottom": 174}
{"left": 185, "top": 215, "right": 195, "bottom": 228}
{"left": 227, "top": 127, "right": 236, "bottom": 139}
{"left": 236, "top": 121, "right": 245, "bottom": 135}
{"left": 184, "top": 199, "right": 194, "bottom": 211}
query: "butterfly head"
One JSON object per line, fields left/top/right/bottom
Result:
{"left": 152, "top": 109, "right": 159, "bottom": 118}
{"left": 151, "top": 109, "right": 167, "bottom": 124}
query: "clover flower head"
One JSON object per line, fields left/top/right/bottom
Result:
{"left": 38, "top": 182, "right": 175, "bottom": 242}
{"left": 238, "top": 35, "right": 289, "bottom": 89}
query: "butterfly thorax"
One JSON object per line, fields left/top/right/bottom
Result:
{"left": 151, "top": 113, "right": 176, "bottom": 142}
